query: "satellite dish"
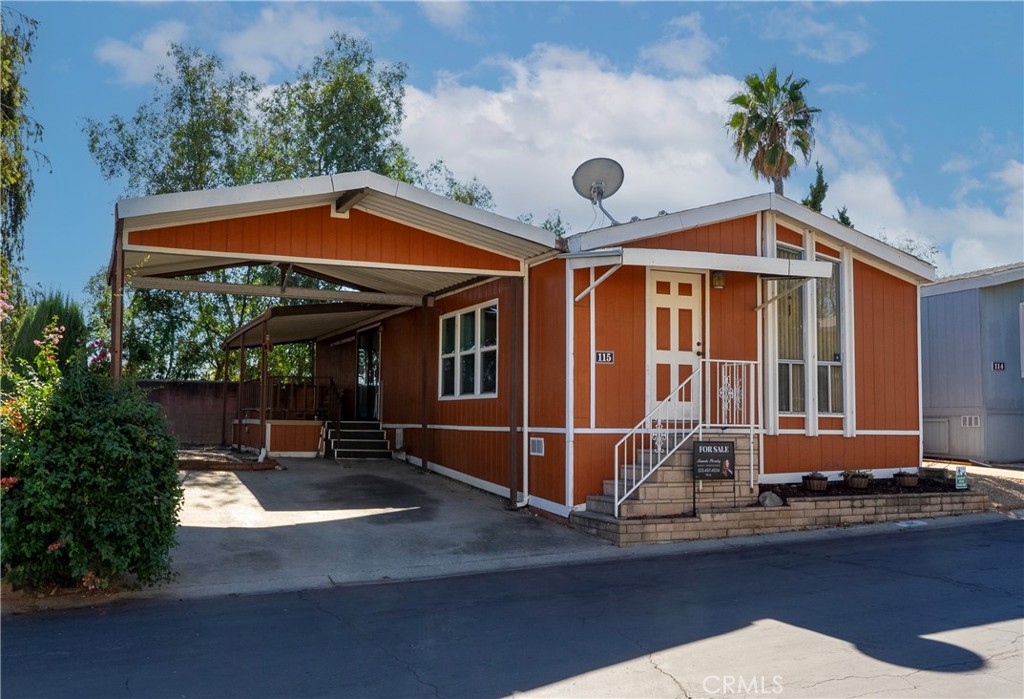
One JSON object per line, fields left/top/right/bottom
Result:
{"left": 572, "top": 157, "right": 624, "bottom": 225}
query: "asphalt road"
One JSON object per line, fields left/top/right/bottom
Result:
{"left": 2, "top": 518, "right": 1021, "bottom": 699}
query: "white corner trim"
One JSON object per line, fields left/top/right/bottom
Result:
{"left": 842, "top": 248, "right": 857, "bottom": 438}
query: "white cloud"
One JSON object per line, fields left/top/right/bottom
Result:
{"left": 96, "top": 21, "right": 188, "bottom": 85}
{"left": 941, "top": 155, "right": 972, "bottom": 174}
{"left": 218, "top": 6, "right": 348, "bottom": 81}
{"left": 402, "top": 45, "right": 759, "bottom": 233}
{"left": 403, "top": 50, "right": 1020, "bottom": 274}
{"left": 762, "top": 7, "right": 871, "bottom": 63}
{"left": 826, "top": 161, "right": 1023, "bottom": 275}
{"left": 419, "top": 1, "right": 472, "bottom": 33}
{"left": 639, "top": 12, "right": 719, "bottom": 76}
{"left": 818, "top": 82, "right": 864, "bottom": 95}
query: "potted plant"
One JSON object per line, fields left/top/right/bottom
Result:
{"left": 842, "top": 469, "right": 873, "bottom": 490}
{"left": 802, "top": 471, "right": 828, "bottom": 493}
{"left": 893, "top": 469, "right": 919, "bottom": 488}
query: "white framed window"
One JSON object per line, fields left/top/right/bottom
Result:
{"left": 816, "top": 254, "right": 844, "bottom": 414}
{"left": 439, "top": 301, "right": 498, "bottom": 398}
{"left": 776, "top": 245, "right": 805, "bottom": 413}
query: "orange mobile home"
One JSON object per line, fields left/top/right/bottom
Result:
{"left": 111, "top": 172, "right": 934, "bottom": 520}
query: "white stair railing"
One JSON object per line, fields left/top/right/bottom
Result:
{"left": 612, "top": 360, "right": 759, "bottom": 518}
{"left": 613, "top": 368, "right": 702, "bottom": 518}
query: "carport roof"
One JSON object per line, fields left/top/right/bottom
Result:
{"left": 223, "top": 303, "right": 395, "bottom": 350}
{"left": 113, "top": 171, "right": 563, "bottom": 302}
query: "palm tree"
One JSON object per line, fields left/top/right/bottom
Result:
{"left": 726, "top": 66, "right": 820, "bottom": 196}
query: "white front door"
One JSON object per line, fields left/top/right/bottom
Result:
{"left": 647, "top": 270, "right": 703, "bottom": 418}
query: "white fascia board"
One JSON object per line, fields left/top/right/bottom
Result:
{"left": 566, "top": 193, "right": 772, "bottom": 253}
{"left": 921, "top": 264, "right": 1024, "bottom": 297}
{"left": 384, "top": 178, "right": 561, "bottom": 249}
{"left": 561, "top": 248, "right": 624, "bottom": 269}
{"left": 117, "top": 175, "right": 337, "bottom": 221}
{"left": 770, "top": 196, "right": 935, "bottom": 282}
{"left": 619, "top": 248, "right": 833, "bottom": 278}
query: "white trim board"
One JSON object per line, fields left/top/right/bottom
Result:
{"left": 400, "top": 454, "right": 569, "bottom": 518}
{"left": 124, "top": 243, "right": 524, "bottom": 279}
{"left": 564, "top": 247, "right": 832, "bottom": 279}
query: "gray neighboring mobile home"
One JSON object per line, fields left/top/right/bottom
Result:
{"left": 921, "top": 262, "right": 1024, "bottom": 463}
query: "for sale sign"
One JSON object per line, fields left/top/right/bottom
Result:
{"left": 694, "top": 441, "right": 735, "bottom": 480}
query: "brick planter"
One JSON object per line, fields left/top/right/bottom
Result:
{"left": 570, "top": 490, "right": 991, "bottom": 546}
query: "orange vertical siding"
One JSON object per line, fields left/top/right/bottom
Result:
{"left": 127, "top": 206, "right": 521, "bottom": 273}
{"left": 708, "top": 273, "right": 758, "bottom": 361}
{"left": 764, "top": 434, "right": 919, "bottom": 473}
{"left": 592, "top": 265, "right": 646, "bottom": 428}
{"left": 854, "top": 261, "right": 919, "bottom": 431}
{"left": 624, "top": 215, "right": 758, "bottom": 255}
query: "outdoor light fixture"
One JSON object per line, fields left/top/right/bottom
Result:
{"left": 711, "top": 271, "right": 726, "bottom": 289}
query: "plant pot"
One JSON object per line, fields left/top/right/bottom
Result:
{"left": 846, "top": 475, "right": 871, "bottom": 490}
{"left": 802, "top": 476, "right": 828, "bottom": 492}
{"left": 895, "top": 473, "right": 919, "bottom": 488}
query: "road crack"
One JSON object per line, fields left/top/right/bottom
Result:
{"left": 295, "top": 590, "right": 443, "bottom": 698}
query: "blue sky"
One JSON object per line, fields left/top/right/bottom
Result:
{"left": 12, "top": 1, "right": 1024, "bottom": 301}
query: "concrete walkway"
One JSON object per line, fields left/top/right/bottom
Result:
{"left": 159, "top": 457, "right": 615, "bottom": 599}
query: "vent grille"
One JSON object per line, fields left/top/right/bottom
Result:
{"left": 961, "top": 415, "right": 980, "bottom": 428}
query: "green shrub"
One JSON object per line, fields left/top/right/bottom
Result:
{"left": 1, "top": 323, "right": 182, "bottom": 589}
{"left": 9, "top": 291, "right": 87, "bottom": 375}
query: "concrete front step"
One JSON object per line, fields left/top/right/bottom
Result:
{"left": 335, "top": 449, "right": 393, "bottom": 459}
{"left": 586, "top": 494, "right": 696, "bottom": 519}
{"left": 328, "top": 429, "right": 386, "bottom": 441}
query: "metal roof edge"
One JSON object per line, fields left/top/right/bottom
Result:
{"left": 769, "top": 196, "right": 935, "bottom": 283}
{"left": 117, "top": 175, "right": 338, "bottom": 220}
{"left": 921, "top": 262, "right": 1024, "bottom": 297}
{"left": 566, "top": 193, "right": 772, "bottom": 253}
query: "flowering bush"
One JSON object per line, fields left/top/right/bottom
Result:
{"left": 1, "top": 323, "right": 182, "bottom": 589}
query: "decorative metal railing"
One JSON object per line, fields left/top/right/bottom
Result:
{"left": 612, "top": 360, "right": 758, "bottom": 518}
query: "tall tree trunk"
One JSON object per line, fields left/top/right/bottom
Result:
{"left": 773, "top": 177, "right": 784, "bottom": 196}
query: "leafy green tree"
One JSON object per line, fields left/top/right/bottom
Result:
{"left": 802, "top": 162, "right": 828, "bottom": 213}
{"left": 2, "top": 7, "right": 49, "bottom": 332}
{"left": 245, "top": 34, "right": 411, "bottom": 182}
{"left": 726, "top": 66, "right": 820, "bottom": 195}
{"left": 85, "top": 44, "right": 260, "bottom": 196}
{"left": 418, "top": 159, "right": 494, "bottom": 210}
{"left": 834, "top": 206, "right": 854, "bottom": 227}
{"left": 518, "top": 210, "right": 570, "bottom": 237}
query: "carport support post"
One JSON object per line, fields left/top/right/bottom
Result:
{"left": 418, "top": 298, "right": 431, "bottom": 473}
{"left": 236, "top": 339, "right": 246, "bottom": 450}
{"left": 259, "top": 321, "right": 268, "bottom": 454}
{"left": 110, "top": 223, "right": 124, "bottom": 381}
{"left": 221, "top": 348, "right": 229, "bottom": 446}
{"left": 506, "top": 277, "right": 521, "bottom": 509}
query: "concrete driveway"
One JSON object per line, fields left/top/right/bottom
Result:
{"left": 155, "top": 458, "right": 612, "bottom": 600}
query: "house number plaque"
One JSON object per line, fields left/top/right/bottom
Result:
{"left": 595, "top": 351, "right": 615, "bottom": 364}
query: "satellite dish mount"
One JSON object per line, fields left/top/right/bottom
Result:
{"left": 572, "top": 157, "right": 624, "bottom": 226}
